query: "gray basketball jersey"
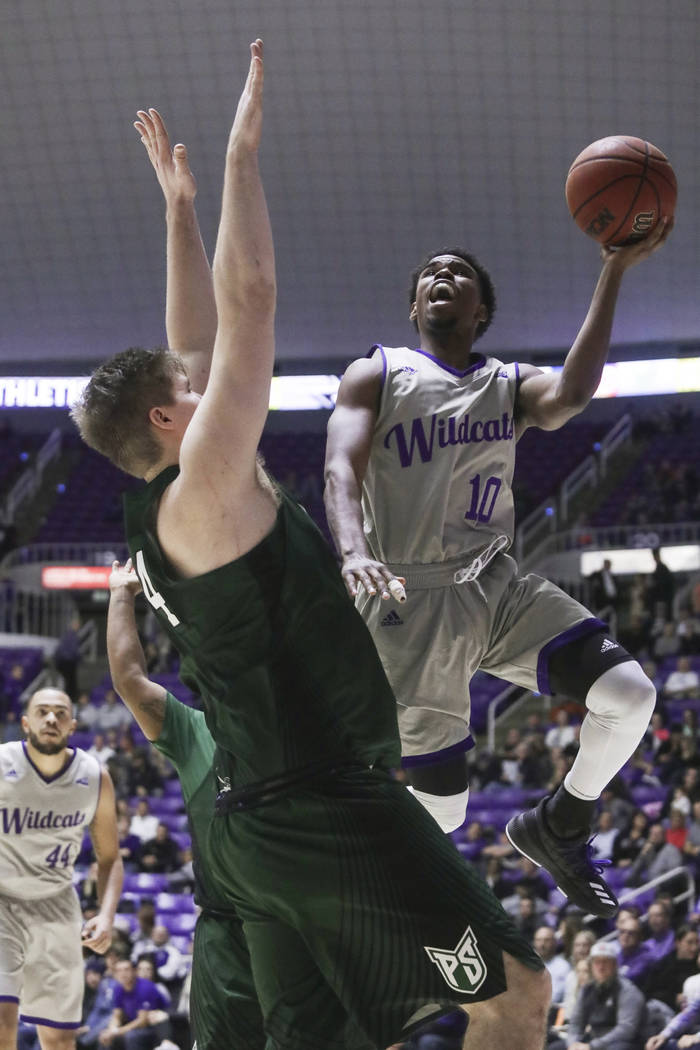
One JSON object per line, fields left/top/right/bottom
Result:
{"left": 0, "top": 742, "right": 100, "bottom": 900}
{"left": 362, "top": 346, "right": 519, "bottom": 564}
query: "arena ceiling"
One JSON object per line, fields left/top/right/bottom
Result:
{"left": 2, "top": 0, "right": 698, "bottom": 371}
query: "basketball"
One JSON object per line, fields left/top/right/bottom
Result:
{"left": 565, "top": 135, "right": 677, "bottom": 246}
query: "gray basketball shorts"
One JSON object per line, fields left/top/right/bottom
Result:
{"left": 357, "top": 552, "right": 602, "bottom": 759}
{"left": 0, "top": 885, "right": 84, "bottom": 1027}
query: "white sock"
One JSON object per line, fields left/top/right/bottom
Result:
{"left": 407, "top": 785, "right": 470, "bottom": 833}
{"left": 565, "top": 661, "right": 656, "bottom": 801}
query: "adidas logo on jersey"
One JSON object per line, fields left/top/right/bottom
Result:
{"left": 600, "top": 639, "right": 619, "bottom": 654}
{"left": 4, "top": 769, "right": 18, "bottom": 779}
{"left": 75, "top": 777, "right": 89, "bottom": 786}
{"left": 380, "top": 610, "right": 404, "bottom": 627}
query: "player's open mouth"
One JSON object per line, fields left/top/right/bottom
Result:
{"left": 429, "top": 280, "right": 455, "bottom": 302}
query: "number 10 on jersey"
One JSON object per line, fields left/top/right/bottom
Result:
{"left": 464, "top": 474, "right": 502, "bottom": 524}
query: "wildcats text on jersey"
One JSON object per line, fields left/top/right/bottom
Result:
{"left": 0, "top": 806, "right": 87, "bottom": 833}
{"left": 384, "top": 411, "right": 514, "bottom": 468}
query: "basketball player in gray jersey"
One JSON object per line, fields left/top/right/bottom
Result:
{"left": 324, "top": 222, "right": 672, "bottom": 918}
{"left": 0, "top": 689, "right": 122, "bottom": 1049}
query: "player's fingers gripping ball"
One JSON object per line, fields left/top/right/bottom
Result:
{"left": 565, "top": 135, "right": 677, "bottom": 246}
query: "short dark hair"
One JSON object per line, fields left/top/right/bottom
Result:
{"left": 409, "top": 247, "right": 496, "bottom": 339}
{"left": 71, "top": 347, "right": 186, "bottom": 476}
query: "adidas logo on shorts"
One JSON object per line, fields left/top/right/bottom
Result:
{"left": 380, "top": 610, "right": 404, "bottom": 627}
{"left": 600, "top": 638, "right": 619, "bottom": 654}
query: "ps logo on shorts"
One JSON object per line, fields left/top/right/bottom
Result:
{"left": 424, "top": 926, "right": 487, "bottom": 994}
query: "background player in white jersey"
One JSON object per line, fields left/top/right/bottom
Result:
{"left": 324, "top": 223, "right": 672, "bottom": 918}
{"left": 0, "top": 689, "right": 122, "bottom": 1050}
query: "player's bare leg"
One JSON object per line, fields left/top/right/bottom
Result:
{"left": 0, "top": 1001, "right": 18, "bottom": 1050}
{"left": 461, "top": 955, "right": 549, "bottom": 1050}
{"left": 36, "top": 1025, "right": 77, "bottom": 1050}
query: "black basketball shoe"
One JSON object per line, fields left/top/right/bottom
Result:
{"left": 505, "top": 798, "right": 618, "bottom": 918}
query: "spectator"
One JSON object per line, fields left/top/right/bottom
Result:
{"left": 616, "top": 915, "right": 656, "bottom": 987}
{"left": 545, "top": 709, "right": 578, "bottom": 751}
{"left": 642, "top": 926, "right": 700, "bottom": 1011}
{"left": 590, "top": 558, "right": 620, "bottom": 629}
{"left": 75, "top": 691, "right": 101, "bottom": 732}
{"left": 665, "top": 659, "right": 700, "bottom": 702}
{"left": 656, "top": 623, "right": 682, "bottom": 661}
{"left": 561, "top": 932, "right": 596, "bottom": 1021}
{"left": 667, "top": 810, "right": 689, "bottom": 851}
{"left": 534, "top": 926, "right": 571, "bottom": 1006}
{"left": 644, "top": 901, "right": 678, "bottom": 963}
{"left": 684, "top": 801, "right": 700, "bottom": 869}
{"left": 129, "top": 800, "right": 159, "bottom": 844}
{"left": 627, "top": 822, "right": 684, "bottom": 887}
{"left": 54, "top": 615, "right": 82, "bottom": 700}
{"left": 600, "top": 779, "right": 636, "bottom": 831}
{"left": 651, "top": 549, "right": 676, "bottom": 621}
{"left": 127, "top": 750, "right": 164, "bottom": 799}
{"left": 98, "top": 957, "right": 170, "bottom": 1049}
{"left": 644, "top": 664, "right": 667, "bottom": 700}
{"left": 483, "top": 856, "right": 511, "bottom": 900}
{"left": 613, "top": 810, "right": 651, "bottom": 869}
{"left": 567, "top": 940, "right": 646, "bottom": 1050}
{"left": 130, "top": 902, "right": 156, "bottom": 964}
{"left": 1, "top": 709, "right": 23, "bottom": 743}
{"left": 148, "top": 926, "right": 188, "bottom": 990}
{"left": 167, "top": 846, "right": 195, "bottom": 895}
{"left": 138, "top": 824, "right": 182, "bottom": 875}
{"left": 88, "top": 732, "right": 116, "bottom": 768}
{"left": 677, "top": 613, "right": 700, "bottom": 657}
{"left": 134, "top": 959, "right": 170, "bottom": 1012}
{"left": 682, "top": 709, "right": 700, "bottom": 742}
{"left": 512, "top": 893, "right": 540, "bottom": 942}
{"left": 117, "top": 815, "right": 142, "bottom": 872}
{"left": 95, "top": 689, "right": 133, "bottom": 735}
{"left": 78, "top": 948, "right": 124, "bottom": 1050}
{"left": 592, "top": 810, "right": 620, "bottom": 862}
{"left": 645, "top": 991, "right": 700, "bottom": 1050}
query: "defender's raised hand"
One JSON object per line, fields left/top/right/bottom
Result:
{"left": 134, "top": 107, "right": 197, "bottom": 204}
{"left": 228, "top": 38, "right": 264, "bottom": 154}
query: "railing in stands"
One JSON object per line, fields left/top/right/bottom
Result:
{"left": 514, "top": 413, "right": 633, "bottom": 564}
{"left": 523, "top": 520, "right": 700, "bottom": 573}
{"left": 590, "top": 866, "right": 696, "bottom": 931}
{"left": 486, "top": 683, "right": 536, "bottom": 751}
{"left": 0, "top": 587, "right": 76, "bottom": 638}
{"left": 1, "top": 541, "right": 129, "bottom": 570}
{"left": 2, "top": 428, "right": 63, "bottom": 521}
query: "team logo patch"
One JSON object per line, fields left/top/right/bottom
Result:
{"left": 380, "top": 610, "right": 404, "bottom": 627}
{"left": 600, "top": 638, "right": 619, "bottom": 653}
{"left": 75, "top": 777, "right": 89, "bottom": 786}
{"left": 424, "top": 925, "right": 487, "bottom": 994}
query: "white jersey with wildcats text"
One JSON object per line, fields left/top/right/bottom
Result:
{"left": 362, "top": 346, "right": 519, "bottom": 564}
{"left": 0, "top": 742, "right": 100, "bottom": 900}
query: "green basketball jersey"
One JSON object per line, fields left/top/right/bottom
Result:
{"left": 124, "top": 470, "right": 401, "bottom": 792}
{"left": 151, "top": 692, "right": 224, "bottom": 912}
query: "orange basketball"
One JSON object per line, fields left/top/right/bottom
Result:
{"left": 565, "top": 136, "right": 677, "bottom": 246}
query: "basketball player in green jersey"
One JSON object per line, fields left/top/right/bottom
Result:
{"left": 323, "top": 221, "right": 671, "bottom": 918}
{"left": 73, "top": 43, "right": 550, "bottom": 1050}
{"left": 107, "top": 558, "right": 376, "bottom": 1050}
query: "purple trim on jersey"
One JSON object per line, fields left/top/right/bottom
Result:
{"left": 21, "top": 741, "right": 77, "bottom": 784}
{"left": 514, "top": 361, "right": 520, "bottom": 381}
{"left": 19, "top": 1014, "right": 81, "bottom": 1029}
{"left": 537, "top": 617, "right": 608, "bottom": 696}
{"left": 0, "top": 996, "right": 19, "bottom": 1004}
{"left": 401, "top": 734, "right": 476, "bottom": 768}
{"left": 412, "top": 347, "right": 487, "bottom": 378}
{"left": 368, "top": 344, "right": 388, "bottom": 390}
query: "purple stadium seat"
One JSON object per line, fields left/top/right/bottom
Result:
{"left": 161, "top": 912, "right": 197, "bottom": 936}
{"left": 122, "top": 872, "right": 170, "bottom": 894}
{"left": 163, "top": 779, "right": 184, "bottom": 797}
{"left": 155, "top": 893, "right": 196, "bottom": 915}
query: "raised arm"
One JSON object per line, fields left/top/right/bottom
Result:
{"left": 81, "top": 768, "right": 123, "bottom": 954}
{"left": 179, "top": 39, "right": 276, "bottom": 488}
{"left": 516, "top": 218, "right": 673, "bottom": 433}
{"left": 324, "top": 356, "right": 405, "bottom": 602}
{"left": 107, "top": 560, "right": 167, "bottom": 741}
{"left": 134, "top": 108, "right": 217, "bottom": 394}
